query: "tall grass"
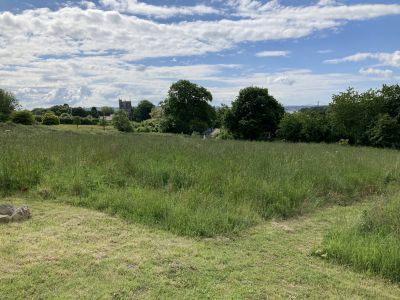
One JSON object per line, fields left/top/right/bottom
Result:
{"left": 1, "top": 123, "right": 400, "bottom": 236}
{"left": 319, "top": 193, "right": 400, "bottom": 282}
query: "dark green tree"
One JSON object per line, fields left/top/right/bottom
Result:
{"left": 381, "top": 84, "right": 400, "bottom": 117}
{"left": 328, "top": 88, "right": 383, "bottom": 144}
{"left": 49, "top": 104, "right": 70, "bottom": 116}
{"left": 133, "top": 100, "right": 155, "bottom": 122}
{"left": 161, "top": 80, "right": 215, "bottom": 134}
{"left": 225, "top": 87, "right": 284, "bottom": 140}
{"left": 101, "top": 106, "right": 114, "bottom": 116}
{"left": 368, "top": 114, "right": 400, "bottom": 148}
{"left": 214, "top": 104, "right": 230, "bottom": 128}
{"left": 71, "top": 107, "right": 89, "bottom": 117}
{"left": 90, "top": 107, "right": 99, "bottom": 118}
{"left": 0, "top": 89, "right": 19, "bottom": 122}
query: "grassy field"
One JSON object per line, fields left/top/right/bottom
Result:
{"left": 1, "top": 123, "right": 400, "bottom": 237}
{"left": 1, "top": 196, "right": 399, "bottom": 299}
{"left": 1, "top": 124, "right": 400, "bottom": 297}
{"left": 319, "top": 192, "right": 400, "bottom": 282}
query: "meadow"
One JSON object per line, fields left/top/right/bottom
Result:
{"left": 1, "top": 123, "right": 400, "bottom": 297}
{"left": 1, "top": 123, "right": 400, "bottom": 237}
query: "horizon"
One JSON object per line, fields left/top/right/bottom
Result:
{"left": 0, "top": 0, "right": 399, "bottom": 109}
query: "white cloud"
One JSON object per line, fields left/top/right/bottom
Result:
{"left": 317, "top": 49, "right": 332, "bottom": 54}
{"left": 99, "top": 0, "right": 219, "bottom": 19}
{"left": 359, "top": 68, "right": 394, "bottom": 78}
{"left": 0, "top": 2, "right": 400, "bottom": 107}
{"left": 256, "top": 50, "right": 290, "bottom": 57}
{"left": 325, "top": 50, "right": 400, "bottom": 68}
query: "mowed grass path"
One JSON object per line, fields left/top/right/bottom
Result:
{"left": 1, "top": 197, "right": 399, "bottom": 299}
{"left": 1, "top": 124, "right": 400, "bottom": 236}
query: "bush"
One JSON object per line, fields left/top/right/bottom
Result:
{"left": 81, "top": 116, "right": 98, "bottom": 125}
{"left": 10, "top": 110, "right": 34, "bottom": 125}
{"left": 42, "top": 112, "right": 60, "bottom": 125}
{"left": 113, "top": 110, "right": 133, "bottom": 132}
{"left": 214, "top": 128, "right": 233, "bottom": 140}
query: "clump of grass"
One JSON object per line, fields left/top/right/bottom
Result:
{"left": 318, "top": 194, "right": 400, "bottom": 282}
{"left": 1, "top": 124, "right": 400, "bottom": 236}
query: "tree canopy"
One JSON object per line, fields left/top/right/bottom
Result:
{"left": 161, "top": 80, "right": 215, "bottom": 134}
{"left": 133, "top": 100, "right": 155, "bottom": 122}
{"left": 0, "top": 89, "right": 19, "bottom": 122}
{"left": 225, "top": 87, "right": 284, "bottom": 140}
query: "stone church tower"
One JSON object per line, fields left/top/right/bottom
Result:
{"left": 119, "top": 99, "right": 133, "bottom": 120}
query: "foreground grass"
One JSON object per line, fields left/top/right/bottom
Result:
{"left": 0, "top": 197, "right": 399, "bottom": 299}
{"left": 319, "top": 193, "right": 400, "bottom": 283}
{"left": 1, "top": 123, "right": 400, "bottom": 237}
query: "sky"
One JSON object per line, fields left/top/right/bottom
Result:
{"left": 0, "top": 0, "right": 399, "bottom": 109}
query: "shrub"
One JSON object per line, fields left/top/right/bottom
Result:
{"left": 42, "top": 112, "right": 60, "bottom": 125}
{"left": 10, "top": 110, "right": 35, "bottom": 125}
{"left": 81, "top": 116, "right": 98, "bottom": 125}
{"left": 113, "top": 110, "right": 133, "bottom": 132}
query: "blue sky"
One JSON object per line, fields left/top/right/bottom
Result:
{"left": 0, "top": 0, "right": 399, "bottom": 108}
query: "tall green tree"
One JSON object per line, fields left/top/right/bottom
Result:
{"left": 225, "top": 87, "right": 284, "bottom": 140}
{"left": 133, "top": 100, "right": 155, "bottom": 122}
{"left": 90, "top": 107, "right": 99, "bottom": 118}
{"left": 49, "top": 104, "right": 70, "bottom": 116}
{"left": 71, "top": 107, "right": 89, "bottom": 117}
{"left": 368, "top": 114, "right": 400, "bottom": 148}
{"left": 101, "top": 106, "right": 114, "bottom": 116}
{"left": 0, "top": 89, "right": 19, "bottom": 122}
{"left": 161, "top": 80, "right": 216, "bottom": 134}
{"left": 381, "top": 84, "right": 400, "bottom": 117}
{"left": 328, "top": 88, "right": 383, "bottom": 144}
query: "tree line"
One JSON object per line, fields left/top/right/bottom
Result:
{"left": 1, "top": 81, "right": 400, "bottom": 148}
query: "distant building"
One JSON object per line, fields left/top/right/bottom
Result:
{"left": 119, "top": 99, "right": 133, "bottom": 120}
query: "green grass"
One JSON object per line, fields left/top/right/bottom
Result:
{"left": 0, "top": 198, "right": 399, "bottom": 299}
{"left": 1, "top": 123, "right": 400, "bottom": 237}
{"left": 319, "top": 193, "right": 400, "bottom": 283}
